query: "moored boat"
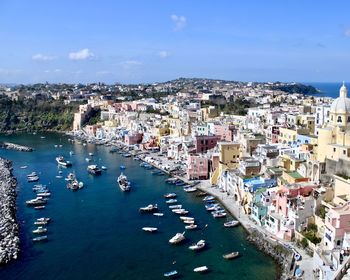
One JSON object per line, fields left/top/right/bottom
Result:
{"left": 165, "top": 199, "right": 177, "bottom": 204}
{"left": 87, "top": 165, "right": 102, "bottom": 175}
{"left": 56, "top": 156, "right": 72, "bottom": 167}
{"left": 189, "top": 240, "right": 205, "bottom": 251}
{"left": 185, "top": 224, "right": 198, "bottom": 230}
{"left": 32, "top": 235, "right": 48, "bottom": 242}
{"left": 224, "top": 220, "right": 239, "bottom": 227}
{"left": 164, "top": 270, "right": 178, "bottom": 277}
{"left": 117, "top": 173, "right": 131, "bottom": 192}
{"left": 223, "top": 251, "right": 240, "bottom": 259}
{"left": 139, "top": 204, "right": 158, "bottom": 212}
{"left": 142, "top": 227, "right": 158, "bottom": 232}
{"left": 32, "top": 226, "right": 47, "bottom": 234}
{"left": 153, "top": 213, "right": 164, "bottom": 217}
{"left": 164, "top": 193, "right": 177, "bottom": 198}
{"left": 193, "top": 266, "right": 208, "bottom": 273}
{"left": 169, "top": 204, "right": 182, "bottom": 209}
{"left": 169, "top": 232, "right": 185, "bottom": 244}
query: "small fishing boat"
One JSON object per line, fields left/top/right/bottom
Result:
{"left": 189, "top": 240, "right": 205, "bottom": 251}
{"left": 139, "top": 204, "right": 158, "bottom": 212}
{"left": 153, "top": 213, "right": 164, "bottom": 217}
{"left": 185, "top": 224, "right": 198, "bottom": 230}
{"left": 101, "top": 166, "right": 107, "bottom": 170}
{"left": 203, "top": 196, "right": 215, "bottom": 201}
{"left": 26, "top": 197, "right": 46, "bottom": 206}
{"left": 193, "top": 266, "right": 208, "bottom": 273}
{"left": 69, "top": 151, "right": 74, "bottom": 156}
{"left": 34, "top": 205, "right": 46, "bottom": 210}
{"left": 56, "top": 156, "right": 72, "bottom": 167}
{"left": 183, "top": 220, "right": 195, "bottom": 224}
{"left": 169, "top": 232, "right": 185, "bottom": 244}
{"left": 37, "top": 217, "right": 50, "bottom": 222}
{"left": 179, "top": 216, "right": 194, "bottom": 221}
{"left": 56, "top": 175, "right": 63, "bottom": 179}
{"left": 165, "top": 199, "right": 177, "bottom": 204}
{"left": 34, "top": 220, "right": 48, "bottom": 226}
{"left": 27, "top": 175, "right": 40, "bottom": 182}
{"left": 88, "top": 152, "right": 94, "bottom": 156}
{"left": 32, "top": 227, "right": 47, "bottom": 234}
{"left": 164, "top": 193, "right": 177, "bottom": 198}
{"left": 32, "top": 235, "right": 48, "bottom": 242}
{"left": 223, "top": 251, "right": 240, "bottom": 260}
{"left": 224, "top": 220, "right": 239, "bottom": 227}
{"left": 87, "top": 165, "right": 102, "bottom": 175}
{"left": 142, "top": 227, "right": 158, "bottom": 233}
{"left": 78, "top": 182, "right": 84, "bottom": 189}
{"left": 85, "top": 158, "right": 91, "bottom": 162}
{"left": 172, "top": 209, "right": 188, "bottom": 215}
{"left": 212, "top": 212, "right": 226, "bottom": 218}
{"left": 169, "top": 204, "right": 182, "bottom": 209}
{"left": 20, "top": 165, "right": 28, "bottom": 169}
{"left": 119, "top": 165, "right": 126, "bottom": 170}
{"left": 184, "top": 186, "right": 197, "bottom": 193}
{"left": 117, "top": 173, "right": 131, "bottom": 192}
{"left": 164, "top": 270, "right": 178, "bottom": 277}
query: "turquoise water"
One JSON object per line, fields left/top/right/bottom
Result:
{"left": 0, "top": 133, "right": 276, "bottom": 280}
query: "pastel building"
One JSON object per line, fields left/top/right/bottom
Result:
{"left": 187, "top": 155, "right": 209, "bottom": 180}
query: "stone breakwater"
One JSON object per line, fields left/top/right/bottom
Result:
{"left": 246, "top": 230, "right": 292, "bottom": 280}
{"left": 0, "top": 158, "right": 19, "bottom": 265}
{"left": 0, "top": 142, "right": 33, "bottom": 152}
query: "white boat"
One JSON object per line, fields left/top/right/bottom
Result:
{"left": 183, "top": 220, "right": 195, "bottom": 224}
{"left": 56, "top": 175, "right": 63, "bottom": 179}
{"left": 172, "top": 209, "right": 188, "bottom": 215}
{"left": 87, "top": 165, "right": 102, "bottom": 175}
{"left": 180, "top": 216, "right": 194, "bottom": 221}
{"left": 20, "top": 166, "right": 28, "bottom": 169}
{"left": 32, "top": 226, "right": 47, "bottom": 234}
{"left": 193, "top": 266, "right": 208, "bottom": 273}
{"left": 139, "top": 204, "right": 158, "bottom": 212}
{"left": 56, "top": 156, "right": 72, "bottom": 167}
{"left": 164, "top": 193, "right": 177, "bottom": 198}
{"left": 203, "top": 195, "right": 215, "bottom": 201}
{"left": 37, "top": 192, "right": 51, "bottom": 197}
{"left": 223, "top": 251, "right": 240, "bottom": 259}
{"left": 169, "top": 204, "right": 182, "bottom": 209}
{"left": 118, "top": 173, "right": 131, "bottom": 192}
{"left": 88, "top": 152, "right": 94, "bottom": 156}
{"left": 153, "top": 213, "right": 164, "bottom": 217}
{"left": 34, "top": 205, "right": 45, "bottom": 210}
{"left": 78, "top": 182, "right": 84, "bottom": 189}
{"left": 34, "top": 220, "right": 48, "bottom": 225}
{"left": 85, "top": 158, "right": 91, "bottom": 162}
{"left": 165, "top": 199, "right": 177, "bottom": 204}
{"left": 101, "top": 166, "right": 107, "bottom": 170}
{"left": 184, "top": 187, "right": 197, "bottom": 193}
{"left": 189, "top": 240, "right": 205, "bottom": 251}
{"left": 69, "top": 151, "right": 74, "bottom": 156}
{"left": 164, "top": 270, "right": 177, "bottom": 277}
{"left": 169, "top": 232, "right": 185, "bottom": 244}
{"left": 37, "top": 217, "right": 50, "bottom": 222}
{"left": 213, "top": 212, "right": 226, "bottom": 218}
{"left": 185, "top": 224, "right": 198, "bottom": 230}
{"left": 32, "top": 235, "right": 48, "bottom": 242}
{"left": 142, "top": 227, "right": 158, "bottom": 232}
{"left": 224, "top": 220, "right": 239, "bottom": 227}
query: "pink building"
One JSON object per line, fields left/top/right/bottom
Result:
{"left": 85, "top": 124, "right": 101, "bottom": 137}
{"left": 324, "top": 203, "right": 350, "bottom": 250}
{"left": 195, "top": 135, "right": 220, "bottom": 153}
{"left": 125, "top": 133, "right": 143, "bottom": 146}
{"left": 214, "top": 124, "right": 235, "bottom": 141}
{"left": 187, "top": 155, "right": 209, "bottom": 180}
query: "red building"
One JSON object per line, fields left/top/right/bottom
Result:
{"left": 195, "top": 135, "right": 220, "bottom": 153}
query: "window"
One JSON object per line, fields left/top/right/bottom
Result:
{"left": 337, "top": 116, "right": 342, "bottom": 123}
{"left": 333, "top": 148, "right": 336, "bottom": 152}
{"left": 344, "top": 150, "right": 346, "bottom": 155}
{"left": 347, "top": 116, "right": 350, "bottom": 122}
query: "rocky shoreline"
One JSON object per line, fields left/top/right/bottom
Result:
{"left": 246, "top": 230, "right": 293, "bottom": 280}
{"left": 0, "top": 142, "right": 33, "bottom": 152}
{"left": 0, "top": 158, "right": 19, "bottom": 265}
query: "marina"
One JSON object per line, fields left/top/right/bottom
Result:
{"left": 0, "top": 133, "right": 276, "bottom": 280}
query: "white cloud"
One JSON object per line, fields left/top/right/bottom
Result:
{"left": 345, "top": 28, "right": 350, "bottom": 37}
{"left": 68, "top": 48, "right": 94, "bottom": 60}
{"left": 158, "top": 50, "right": 170, "bottom": 58}
{"left": 170, "top": 14, "right": 187, "bottom": 31}
{"left": 32, "top": 54, "right": 56, "bottom": 61}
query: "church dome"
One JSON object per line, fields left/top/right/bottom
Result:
{"left": 330, "top": 82, "right": 350, "bottom": 114}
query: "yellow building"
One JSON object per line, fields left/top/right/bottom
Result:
{"left": 317, "top": 83, "right": 350, "bottom": 175}
{"left": 210, "top": 142, "right": 240, "bottom": 184}
{"left": 278, "top": 127, "right": 309, "bottom": 145}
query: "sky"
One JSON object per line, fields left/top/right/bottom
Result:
{"left": 1, "top": 0, "right": 350, "bottom": 84}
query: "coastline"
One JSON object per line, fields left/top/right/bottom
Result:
{"left": 0, "top": 158, "right": 19, "bottom": 265}
{"left": 70, "top": 135, "right": 294, "bottom": 279}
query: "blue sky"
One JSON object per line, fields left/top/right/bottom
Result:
{"left": 1, "top": 0, "right": 350, "bottom": 84}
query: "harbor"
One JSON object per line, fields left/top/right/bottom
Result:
{"left": 0, "top": 132, "right": 276, "bottom": 279}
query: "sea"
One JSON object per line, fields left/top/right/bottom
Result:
{"left": 0, "top": 133, "right": 276, "bottom": 280}
{"left": 305, "top": 82, "right": 342, "bottom": 98}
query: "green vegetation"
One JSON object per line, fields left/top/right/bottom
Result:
{"left": 86, "top": 108, "right": 101, "bottom": 125}
{"left": 0, "top": 97, "right": 79, "bottom": 132}
{"left": 318, "top": 205, "right": 327, "bottom": 219}
{"left": 302, "top": 224, "right": 321, "bottom": 245}
{"left": 336, "top": 172, "right": 350, "bottom": 180}
{"left": 201, "top": 97, "right": 254, "bottom": 116}
{"left": 270, "top": 83, "right": 318, "bottom": 95}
